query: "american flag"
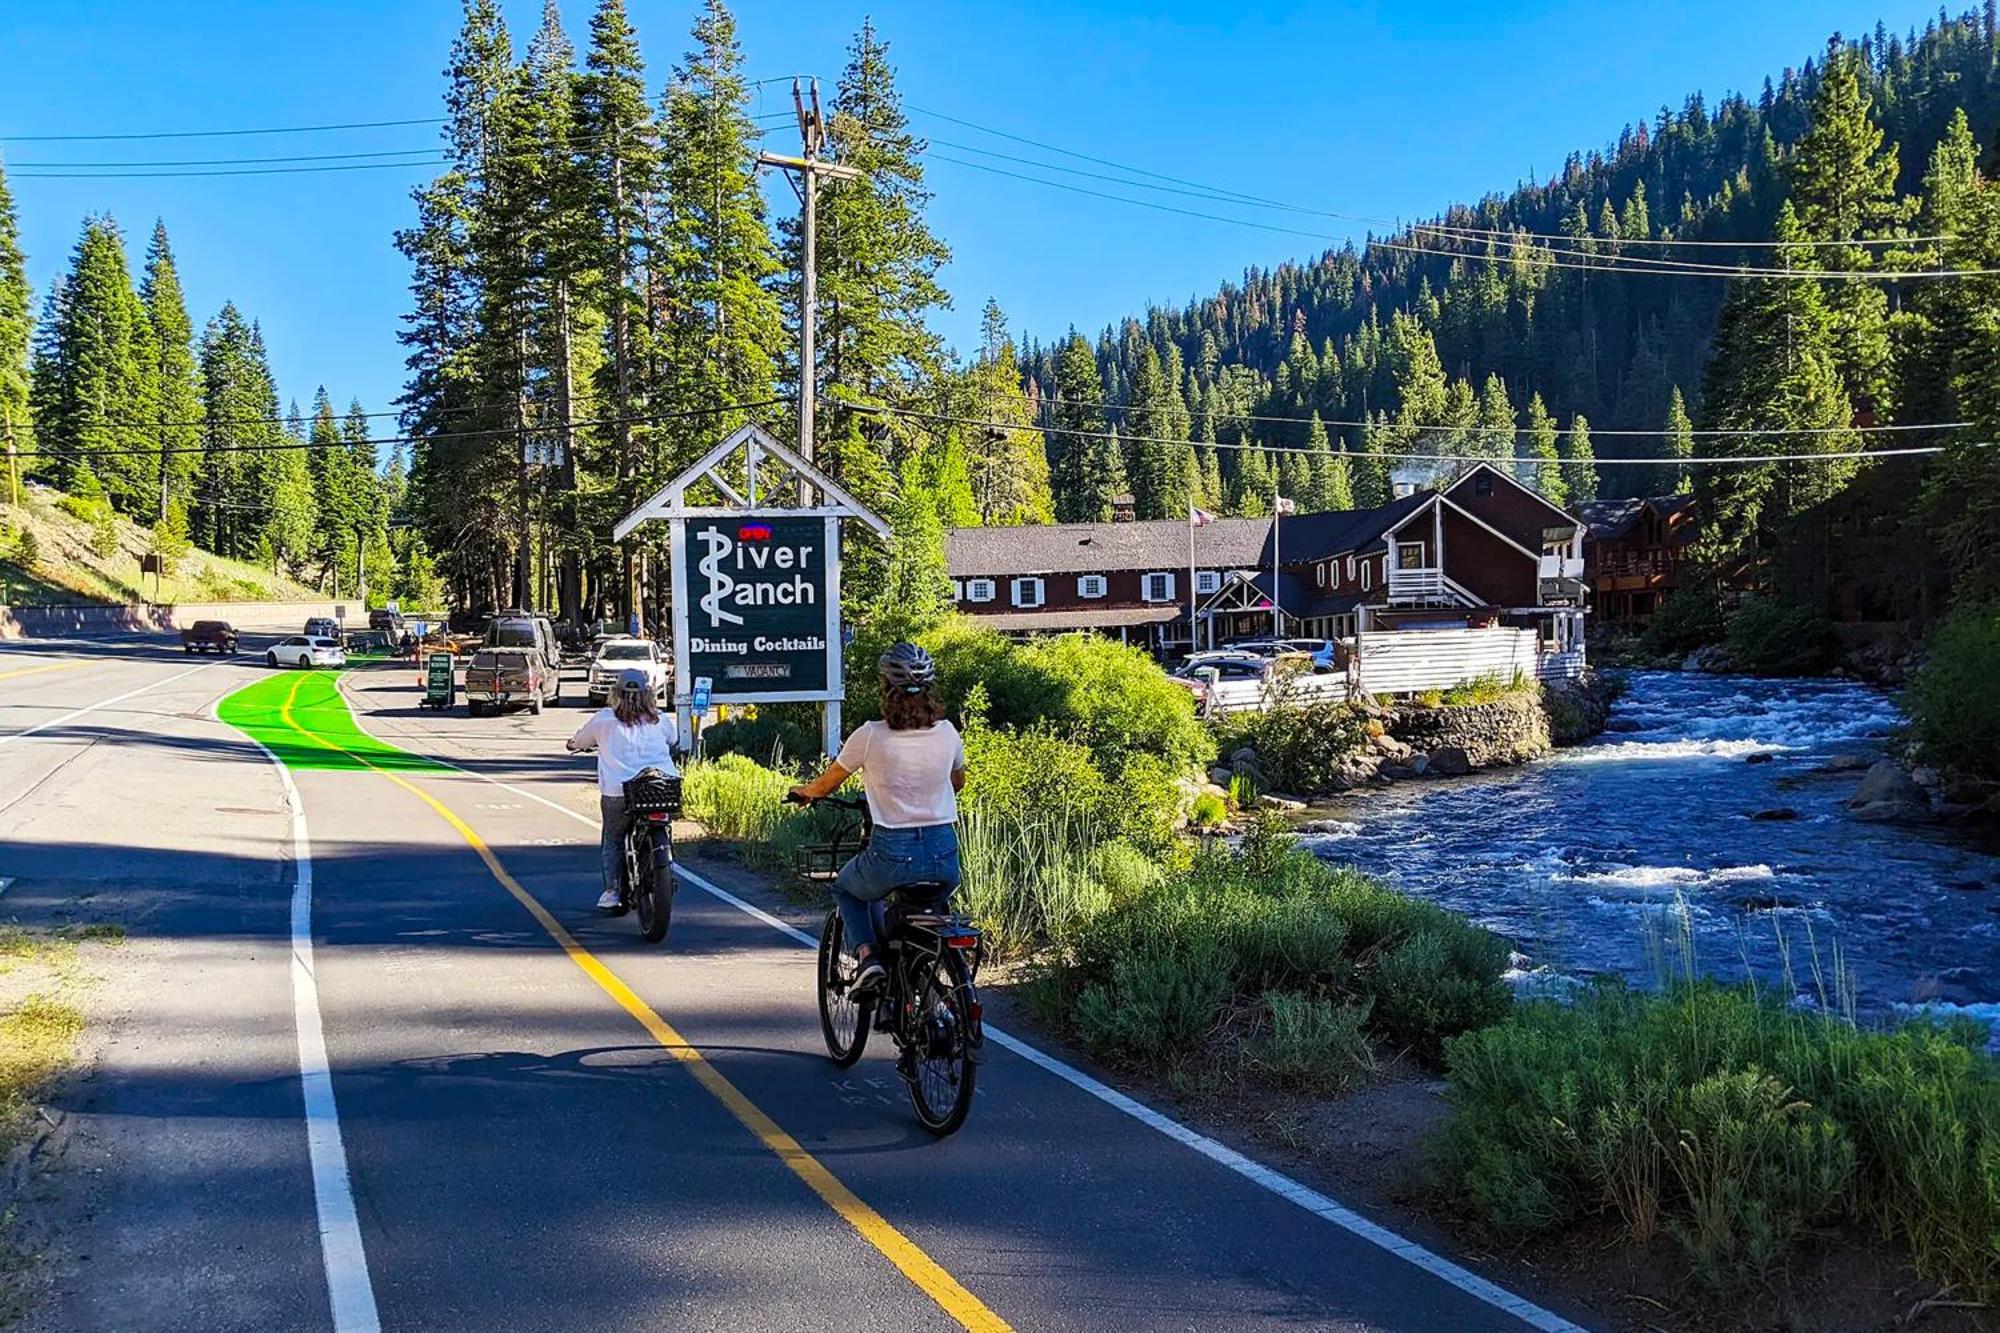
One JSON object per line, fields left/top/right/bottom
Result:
{"left": 1189, "top": 506, "right": 1217, "bottom": 527}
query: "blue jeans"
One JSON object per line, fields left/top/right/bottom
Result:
{"left": 834, "top": 823, "right": 961, "bottom": 957}
{"left": 599, "top": 794, "right": 628, "bottom": 896}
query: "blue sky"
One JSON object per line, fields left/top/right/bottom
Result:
{"left": 0, "top": 1, "right": 1950, "bottom": 422}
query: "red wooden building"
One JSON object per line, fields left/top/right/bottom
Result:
{"left": 1576, "top": 494, "right": 1698, "bottom": 624}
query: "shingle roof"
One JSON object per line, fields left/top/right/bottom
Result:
{"left": 1575, "top": 493, "right": 1696, "bottom": 541}
{"left": 946, "top": 516, "right": 1271, "bottom": 578}
{"left": 974, "top": 605, "right": 1184, "bottom": 632}
{"left": 1267, "top": 490, "right": 1435, "bottom": 560}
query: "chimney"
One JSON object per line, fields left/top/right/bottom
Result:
{"left": 1110, "top": 493, "right": 1137, "bottom": 523}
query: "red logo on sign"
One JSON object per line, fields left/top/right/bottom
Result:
{"left": 738, "top": 524, "right": 772, "bottom": 541}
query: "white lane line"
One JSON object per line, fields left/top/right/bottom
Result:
{"left": 334, "top": 675, "right": 1582, "bottom": 1332}
{"left": 213, "top": 695, "right": 382, "bottom": 1333}
{"left": 0, "top": 660, "right": 218, "bottom": 746}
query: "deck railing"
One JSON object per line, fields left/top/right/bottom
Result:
{"left": 1386, "top": 567, "right": 1445, "bottom": 604}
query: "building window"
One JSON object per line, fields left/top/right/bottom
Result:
{"left": 951, "top": 580, "right": 963, "bottom": 601}
{"left": 1314, "top": 563, "right": 1325, "bottom": 587}
{"left": 1475, "top": 472, "right": 1494, "bottom": 497}
{"left": 1398, "top": 541, "right": 1425, "bottom": 569}
{"left": 1077, "top": 574, "right": 1107, "bottom": 599}
{"left": 1346, "top": 555, "right": 1356, "bottom": 580}
{"left": 967, "top": 578, "right": 996, "bottom": 603}
{"left": 1142, "top": 571, "right": 1175, "bottom": 603}
{"left": 1361, "top": 562, "right": 1371, "bottom": 591}
{"left": 1195, "top": 570, "right": 1220, "bottom": 595}
{"left": 1011, "top": 577, "right": 1045, "bottom": 609}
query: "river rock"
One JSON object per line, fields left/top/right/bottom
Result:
{"left": 1234, "top": 760, "right": 1269, "bottom": 791}
{"left": 1847, "top": 761, "right": 1927, "bottom": 811}
{"left": 1368, "top": 733, "right": 1414, "bottom": 762}
{"left": 1751, "top": 807, "right": 1800, "bottom": 821}
{"left": 1947, "top": 879, "right": 1989, "bottom": 892}
{"left": 1207, "top": 765, "right": 1235, "bottom": 787}
{"left": 1427, "top": 747, "right": 1473, "bottom": 777}
{"left": 1813, "top": 754, "right": 1872, "bottom": 774}
{"left": 1379, "top": 762, "right": 1416, "bottom": 782}
{"left": 1852, "top": 799, "right": 1933, "bottom": 824}
{"left": 1744, "top": 752, "right": 1776, "bottom": 765}
{"left": 1259, "top": 793, "right": 1306, "bottom": 814}
{"left": 1230, "top": 746, "right": 1260, "bottom": 766}
{"left": 1299, "top": 819, "right": 1352, "bottom": 835}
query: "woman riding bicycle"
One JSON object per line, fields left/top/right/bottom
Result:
{"left": 790, "top": 643, "right": 965, "bottom": 995}
{"left": 567, "top": 668, "right": 679, "bottom": 911}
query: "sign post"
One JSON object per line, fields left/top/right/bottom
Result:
{"left": 614, "top": 423, "right": 888, "bottom": 757}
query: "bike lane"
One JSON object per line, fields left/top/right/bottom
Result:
{"left": 320, "top": 668, "right": 1584, "bottom": 1328}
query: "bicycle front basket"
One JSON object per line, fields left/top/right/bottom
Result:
{"left": 794, "top": 842, "right": 849, "bottom": 882}
{"left": 623, "top": 768, "right": 683, "bottom": 817}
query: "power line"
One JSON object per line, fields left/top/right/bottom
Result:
{"left": 845, "top": 397, "right": 1974, "bottom": 466}
{"left": 9, "top": 398, "right": 789, "bottom": 460}
{"left": 0, "top": 116, "right": 446, "bottom": 143}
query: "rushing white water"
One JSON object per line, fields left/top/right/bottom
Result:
{"left": 1307, "top": 671, "right": 2000, "bottom": 1020}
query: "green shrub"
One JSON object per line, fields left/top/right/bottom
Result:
{"left": 89, "top": 503, "right": 120, "bottom": 559}
{"left": 699, "top": 703, "right": 820, "bottom": 770}
{"left": 1072, "top": 928, "right": 1231, "bottom": 1059}
{"left": 957, "top": 801, "right": 1106, "bottom": 955}
{"left": 1089, "top": 839, "right": 1164, "bottom": 903}
{"left": 1439, "top": 670, "right": 1528, "bottom": 706}
{"left": 1641, "top": 585, "right": 1725, "bottom": 657}
{"left": 58, "top": 493, "right": 103, "bottom": 523}
{"left": 1905, "top": 600, "right": 2000, "bottom": 778}
{"left": 1189, "top": 791, "right": 1227, "bottom": 828}
{"left": 1725, "top": 597, "right": 1839, "bottom": 676}
{"left": 1438, "top": 981, "right": 2000, "bottom": 1296}
{"left": 1222, "top": 697, "right": 1366, "bottom": 795}
{"left": 1249, "top": 991, "right": 1374, "bottom": 1093}
{"left": 11, "top": 529, "right": 39, "bottom": 571}
{"left": 680, "top": 754, "right": 798, "bottom": 845}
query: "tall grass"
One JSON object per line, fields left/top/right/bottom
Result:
{"left": 680, "top": 755, "right": 798, "bottom": 845}
{"left": 956, "top": 805, "right": 1110, "bottom": 957}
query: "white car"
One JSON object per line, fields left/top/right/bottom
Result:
{"left": 267, "top": 636, "right": 347, "bottom": 670}
{"left": 588, "top": 638, "right": 668, "bottom": 704}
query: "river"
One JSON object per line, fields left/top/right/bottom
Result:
{"left": 1304, "top": 670, "right": 2000, "bottom": 1026}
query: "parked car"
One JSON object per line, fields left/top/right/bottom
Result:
{"left": 485, "top": 609, "right": 561, "bottom": 675}
{"left": 464, "top": 646, "right": 559, "bottom": 716}
{"left": 1224, "top": 637, "right": 1341, "bottom": 673}
{"left": 368, "top": 608, "right": 406, "bottom": 635}
{"left": 587, "top": 637, "right": 669, "bottom": 705}
{"left": 267, "top": 636, "right": 346, "bottom": 670}
{"left": 180, "top": 620, "right": 238, "bottom": 654}
{"left": 1169, "top": 651, "right": 1273, "bottom": 710}
{"left": 304, "top": 616, "right": 340, "bottom": 640}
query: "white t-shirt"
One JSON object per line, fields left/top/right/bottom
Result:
{"left": 835, "top": 720, "right": 965, "bottom": 829}
{"left": 570, "top": 709, "right": 680, "bottom": 796}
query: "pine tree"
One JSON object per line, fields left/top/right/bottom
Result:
{"left": 961, "top": 299, "right": 1052, "bottom": 526}
{"left": 140, "top": 222, "right": 201, "bottom": 521}
{"left": 1474, "top": 374, "right": 1515, "bottom": 465}
{"left": 1325, "top": 453, "right": 1355, "bottom": 511}
{"left": 28, "top": 217, "right": 158, "bottom": 509}
{"left": 875, "top": 452, "right": 955, "bottom": 632}
{"left": 196, "top": 303, "right": 285, "bottom": 558}
{"left": 1087, "top": 424, "right": 1127, "bottom": 521}
{"left": 1561, "top": 413, "right": 1600, "bottom": 503}
{"left": 1301, "top": 412, "right": 1340, "bottom": 510}
{"left": 1123, "top": 342, "right": 1189, "bottom": 518}
{"left": 1230, "top": 447, "right": 1273, "bottom": 517}
{"left": 1662, "top": 386, "right": 1694, "bottom": 494}
{"left": 1525, "top": 392, "right": 1566, "bottom": 504}
{"left": 0, "top": 159, "right": 28, "bottom": 465}
{"left": 813, "top": 17, "right": 951, "bottom": 474}
{"left": 1352, "top": 414, "right": 1392, "bottom": 509}
{"left": 1047, "top": 331, "right": 1103, "bottom": 520}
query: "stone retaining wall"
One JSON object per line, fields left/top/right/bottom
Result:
{"left": 0, "top": 599, "right": 363, "bottom": 640}
{"left": 1387, "top": 691, "right": 1552, "bottom": 770}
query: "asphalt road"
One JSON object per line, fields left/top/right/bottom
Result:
{"left": 0, "top": 633, "right": 1589, "bottom": 1333}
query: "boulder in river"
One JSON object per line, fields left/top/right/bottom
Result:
{"left": 1745, "top": 752, "right": 1776, "bottom": 765}
{"left": 1847, "top": 761, "right": 1928, "bottom": 812}
{"left": 1814, "top": 754, "right": 1872, "bottom": 774}
{"left": 1427, "top": 747, "right": 1473, "bottom": 777}
{"left": 1751, "top": 808, "right": 1800, "bottom": 821}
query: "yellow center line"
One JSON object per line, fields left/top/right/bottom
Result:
{"left": 0, "top": 659, "right": 95, "bottom": 684}
{"left": 269, "top": 675, "right": 1010, "bottom": 1333}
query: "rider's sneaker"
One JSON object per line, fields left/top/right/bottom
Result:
{"left": 596, "top": 888, "right": 621, "bottom": 911}
{"left": 850, "top": 958, "right": 886, "bottom": 997}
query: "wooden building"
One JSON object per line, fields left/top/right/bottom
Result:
{"left": 1576, "top": 494, "right": 1697, "bottom": 624}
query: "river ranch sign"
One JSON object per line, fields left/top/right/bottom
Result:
{"left": 613, "top": 423, "right": 888, "bottom": 752}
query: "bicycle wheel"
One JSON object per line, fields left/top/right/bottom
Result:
{"left": 906, "top": 949, "right": 978, "bottom": 1137}
{"left": 636, "top": 828, "right": 672, "bottom": 943}
{"left": 817, "top": 907, "right": 871, "bottom": 1067}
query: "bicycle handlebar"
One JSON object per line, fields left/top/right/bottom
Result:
{"left": 786, "top": 791, "right": 867, "bottom": 814}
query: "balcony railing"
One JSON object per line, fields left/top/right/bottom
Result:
{"left": 1538, "top": 553, "right": 1585, "bottom": 579}
{"left": 1594, "top": 551, "right": 1683, "bottom": 578}
{"left": 1387, "top": 567, "right": 1445, "bottom": 604}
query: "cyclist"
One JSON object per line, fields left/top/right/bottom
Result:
{"left": 790, "top": 643, "right": 965, "bottom": 995}
{"left": 567, "top": 667, "right": 679, "bottom": 911}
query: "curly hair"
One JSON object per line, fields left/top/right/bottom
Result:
{"left": 881, "top": 684, "right": 944, "bottom": 731}
{"left": 612, "top": 682, "right": 661, "bottom": 727}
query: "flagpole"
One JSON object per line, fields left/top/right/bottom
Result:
{"left": 1271, "top": 487, "right": 1282, "bottom": 640}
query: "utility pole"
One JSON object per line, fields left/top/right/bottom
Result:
{"left": 757, "top": 79, "right": 861, "bottom": 479}
{"left": 2, "top": 406, "right": 17, "bottom": 510}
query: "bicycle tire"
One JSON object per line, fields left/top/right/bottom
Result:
{"left": 906, "top": 948, "right": 978, "bottom": 1137}
{"left": 817, "top": 907, "right": 871, "bottom": 1067}
{"left": 636, "top": 828, "right": 671, "bottom": 943}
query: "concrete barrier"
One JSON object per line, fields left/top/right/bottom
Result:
{"left": 0, "top": 599, "right": 367, "bottom": 640}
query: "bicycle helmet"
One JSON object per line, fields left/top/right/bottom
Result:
{"left": 615, "top": 667, "right": 651, "bottom": 700}
{"left": 878, "top": 642, "right": 935, "bottom": 695}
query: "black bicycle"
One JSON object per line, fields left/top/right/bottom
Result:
{"left": 791, "top": 793, "right": 985, "bottom": 1136}
{"left": 609, "top": 767, "right": 679, "bottom": 944}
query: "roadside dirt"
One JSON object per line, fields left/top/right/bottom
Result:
{"left": 682, "top": 834, "right": 1991, "bottom": 1333}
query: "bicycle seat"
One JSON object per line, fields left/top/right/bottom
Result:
{"left": 887, "top": 880, "right": 950, "bottom": 905}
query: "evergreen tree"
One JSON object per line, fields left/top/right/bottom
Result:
{"left": 0, "top": 160, "right": 28, "bottom": 463}
{"left": 196, "top": 303, "right": 284, "bottom": 558}
{"left": 1525, "top": 392, "right": 1566, "bottom": 504}
{"left": 961, "top": 299, "right": 1052, "bottom": 525}
{"left": 1229, "top": 447, "right": 1273, "bottom": 517}
{"left": 1560, "top": 413, "right": 1600, "bottom": 503}
{"left": 1301, "top": 412, "right": 1340, "bottom": 510}
{"left": 919, "top": 429, "right": 978, "bottom": 529}
{"left": 1123, "top": 342, "right": 1189, "bottom": 518}
{"left": 875, "top": 452, "right": 955, "bottom": 631}
{"left": 1352, "top": 414, "right": 1392, "bottom": 509}
{"left": 1087, "top": 424, "right": 1128, "bottom": 521}
{"left": 140, "top": 222, "right": 201, "bottom": 521}
{"left": 1325, "top": 452, "right": 1355, "bottom": 512}
{"left": 1048, "top": 330, "right": 1106, "bottom": 520}
{"left": 1474, "top": 374, "right": 1516, "bottom": 464}
{"left": 1662, "top": 385, "right": 1694, "bottom": 494}
{"left": 28, "top": 216, "right": 158, "bottom": 509}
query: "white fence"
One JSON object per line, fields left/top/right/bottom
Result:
{"left": 1352, "top": 627, "right": 1540, "bottom": 697}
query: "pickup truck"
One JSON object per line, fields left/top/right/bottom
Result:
{"left": 464, "top": 647, "right": 557, "bottom": 716}
{"left": 180, "top": 620, "right": 238, "bottom": 654}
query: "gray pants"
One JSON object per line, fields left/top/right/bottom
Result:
{"left": 599, "top": 794, "right": 627, "bottom": 895}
